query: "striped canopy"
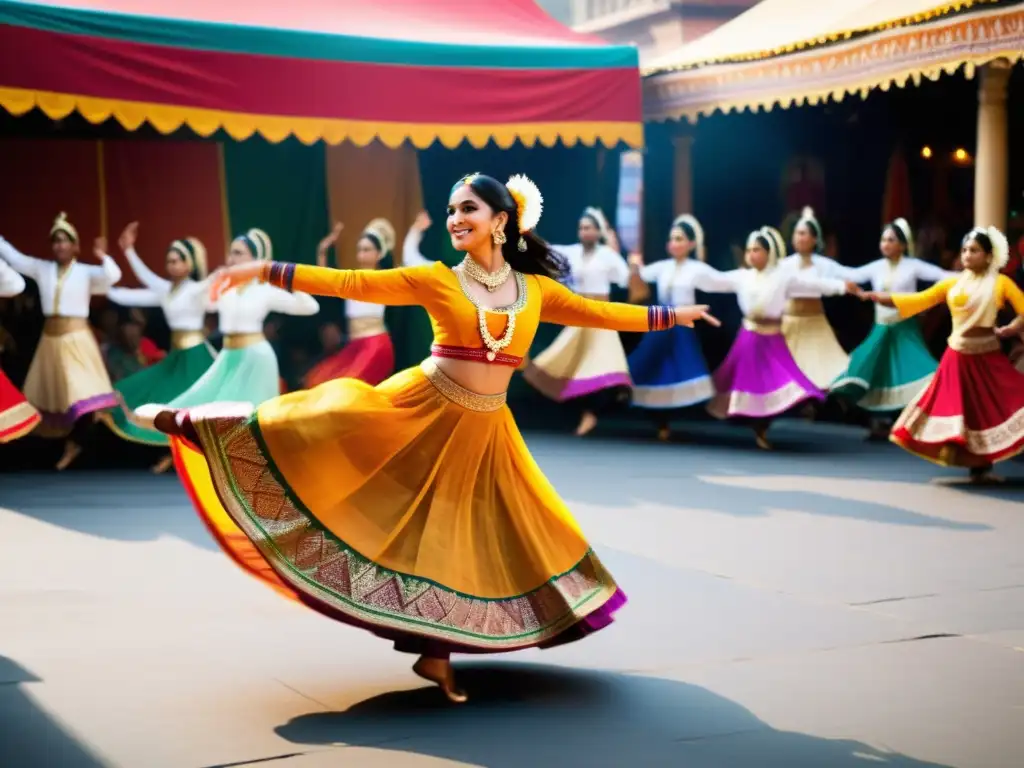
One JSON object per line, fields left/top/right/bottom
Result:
{"left": 0, "top": 0, "right": 643, "bottom": 148}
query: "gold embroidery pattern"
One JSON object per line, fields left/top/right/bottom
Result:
{"left": 894, "top": 403, "right": 1024, "bottom": 457}
{"left": 420, "top": 358, "right": 506, "bottom": 412}
{"left": 196, "top": 414, "right": 619, "bottom": 648}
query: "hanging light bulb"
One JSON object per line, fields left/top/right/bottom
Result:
{"left": 920, "top": 145, "right": 933, "bottom": 159}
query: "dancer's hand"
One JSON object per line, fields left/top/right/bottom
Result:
{"left": 413, "top": 211, "right": 432, "bottom": 232}
{"left": 606, "top": 229, "right": 621, "bottom": 253}
{"left": 209, "top": 262, "right": 263, "bottom": 302}
{"left": 628, "top": 252, "right": 644, "bottom": 270}
{"left": 845, "top": 281, "right": 865, "bottom": 299}
{"left": 119, "top": 221, "right": 139, "bottom": 252}
{"left": 316, "top": 223, "right": 343, "bottom": 267}
{"left": 92, "top": 236, "right": 108, "bottom": 262}
{"left": 674, "top": 304, "right": 720, "bottom": 328}
{"left": 995, "top": 324, "right": 1019, "bottom": 339}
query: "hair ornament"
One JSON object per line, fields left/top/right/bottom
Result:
{"left": 891, "top": 218, "right": 915, "bottom": 257}
{"left": 984, "top": 225, "right": 1009, "bottom": 270}
{"left": 363, "top": 218, "right": 396, "bottom": 254}
{"left": 673, "top": 213, "right": 706, "bottom": 262}
{"left": 797, "top": 206, "right": 821, "bottom": 240}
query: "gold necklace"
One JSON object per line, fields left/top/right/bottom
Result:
{"left": 461, "top": 256, "right": 511, "bottom": 292}
{"left": 455, "top": 269, "right": 526, "bottom": 361}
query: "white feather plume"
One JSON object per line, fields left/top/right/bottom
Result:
{"left": 986, "top": 225, "right": 1010, "bottom": 270}
{"left": 506, "top": 174, "right": 543, "bottom": 233}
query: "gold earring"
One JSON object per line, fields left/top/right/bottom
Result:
{"left": 492, "top": 228, "right": 507, "bottom": 246}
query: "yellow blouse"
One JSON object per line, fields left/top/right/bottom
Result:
{"left": 893, "top": 273, "right": 1024, "bottom": 327}
{"left": 290, "top": 261, "right": 659, "bottom": 360}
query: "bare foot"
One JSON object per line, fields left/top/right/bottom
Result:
{"left": 969, "top": 466, "right": 1003, "bottom": 485}
{"left": 151, "top": 454, "right": 174, "bottom": 474}
{"left": 753, "top": 426, "right": 772, "bottom": 451}
{"left": 575, "top": 411, "right": 598, "bottom": 437}
{"left": 55, "top": 440, "right": 82, "bottom": 471}
{"left": 657, "top": 425, "right": 671, "bottom": 442}
{"left": 412, "top": 656, "right": 467, "bottom": 704}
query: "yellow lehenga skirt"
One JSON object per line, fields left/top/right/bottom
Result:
{"left": 168, "top": 358, "right": 624, "bottom": 653}
{"left": 781, "top": 298, "right": 850, "bottom": 390}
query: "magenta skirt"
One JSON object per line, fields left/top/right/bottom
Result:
{"left": 708, "top": 328, "right": 825, "bottom": 419}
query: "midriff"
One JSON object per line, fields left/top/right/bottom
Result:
{"left": 960, "top": 326, "right": 995, "bottom": 337}
{"left": 432, "top": 357, "right": 515, "bottom": 397}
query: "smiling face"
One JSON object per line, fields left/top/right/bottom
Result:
{"left": 961, "top": 236, "right": 992, "bottom": 273}
{"left": 880, "top": 227, "right": 904, "bottom": 260}
{"left": 227, "top": 239, "right": 255, "bottom": 267}
{"left": 166, "top": 249, "right": 192, "bottom": 280}
{"left": 447, "top": 184, "right": 506, "bottom": 254}
{"left": 356, "top": 236, "right": 381, "bottom": 268}
{"left": 667, "top": 226, "right": 693, "bottom": 260}
{"left": 746, "top": 242, "right": 770, "bottom": 271}
{"left": 50, "top": 231, "right": 77, "bottom": 265}
{"left": 792, "top": 222, "right": 817, "bottom": 255}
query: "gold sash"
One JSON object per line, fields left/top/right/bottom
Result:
{"left": 742, "top": 317, "right": 783, "bottom": 335}
{"left": 42, "top": 316, "right": 89, "bottom": 335}
{"left": 420, "top": 358, "right": 506, "bottom": 412}
{"left": 348, "top": 317, "right": 386, "bottom": 340}
{"left": 170, "top": 330, "right": 207, "bottom": 350}
{"left": 223, "top": 332, "right": 266, "bottom": 350}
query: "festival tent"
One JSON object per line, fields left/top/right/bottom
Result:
{"left": 0, "top": 0, "right": 642, "bottom": 148}
{"left": 642, "top": 0, "right": 1022, "bottom": 122}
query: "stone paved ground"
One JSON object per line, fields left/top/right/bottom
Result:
{"left": 1, "top": 421, "right": 1022, "bottom": 767}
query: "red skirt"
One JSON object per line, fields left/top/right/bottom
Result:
{"left": 891, "top": 345, "right": 1024, "bottom": 467}
{"left": 0, "top": 369, "right": 41, "bottom": 443}
{"left": 302, "top": 332, "right": 395, "bottom": 390}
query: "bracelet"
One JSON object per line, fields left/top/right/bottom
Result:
{"left": 647, "top": 305, "right": 676, "bottom": 331}
{"left": 265, "top": 262, "right": 296, "bottom": 292}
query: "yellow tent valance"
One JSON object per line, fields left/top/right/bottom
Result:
{"left": 644, "top": 4, "right": 1023, "bottom": 123}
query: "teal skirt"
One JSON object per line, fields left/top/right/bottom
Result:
{"left": 830, "top": 319, "right": 937, "bottom": 412}
{"left": 102, "top": 342, "right": 215, "bottom": 446}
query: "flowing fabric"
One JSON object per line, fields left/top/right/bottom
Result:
{"left": 831, "top": 319, "right": 937, "bottom": 412}
{"left": 101, "top": 342, "right": 216, "bottom": 446}
{"left": 781, "top": 300, "right": 849, "bottom": 389}
{"left": 0, "top": 369, "right": 40, "bottom": 442}
{"left": 627, "top": 324, "right": 714, "bottom": 409}
{"left": 708, "top": 328, "right": 825, "bottom": 419}
{"left": 890, "top": 345, "right": 1024, "bottom": 467}
{"left": 303, "top": 333, "right": 395, "bottom": 389}
{"left": 523, "top": 325, "right": 632, "bottom": 402}
{"left": 168, "top": 361, "right": 624, "bottom": 653}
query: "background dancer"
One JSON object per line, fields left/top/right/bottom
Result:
{"left": 524, "top": 207, "right": 632, "bottom": 436}
{"left": 831, "top": 219, "right": 957, "bottom": 438}
{"left": 127, "top": 173, "right": 717, "bottom": 703}
{"left": 101, "top": 222, "right": 216, "bottom": 472}
{"left": 0, "top": 258, "right": 40, "bottom": 442}
{"left": 780, "top": 207, "right": 855, "bottom": 400}
{"left": 866, "top": 226, "right": 1024, "bottom": 482}
{"left": 0, "top": 213, "right": 120, "bottom": 469}
{"left": 702, "top": 226, "right": 861, "bottom": 449}
{"left": 626, "top": 214, "right": 719, "bottom": 440}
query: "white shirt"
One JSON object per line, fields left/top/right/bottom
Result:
{"left": 778, "top": 253, "right": 862, "bottom": 298}
{"left": 638, "top": 258, "right": 725, "bottom": 305}
{"left": 335, "top": 228, "right": 435, "bottom": 322}
{"left": 552, "top": 243, "right": 630, "bottom": 295}
{"left": 0, "top": 258, "right": 25, "bottom": 298}
{"left": 213, "top": 281, "right": 319, "bottom": 334}
{"left": 107, "top": 247, "right": 211, "bottom": 331}
{"left": 0, "top": 236, "right": 121, "bottom": 317}
{"left": 699, "top": 266, "right": 847, "bottom": 320}
{"left": 843, "top": 256, "right": 958, "bottom": 324}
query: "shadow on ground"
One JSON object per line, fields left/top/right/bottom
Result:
{"left": 277, "top": 663, "right": 952, "bottom": 767}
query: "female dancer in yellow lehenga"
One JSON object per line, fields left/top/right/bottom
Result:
{"left": 128, "top": 173, "right": 718, "bottom": 703}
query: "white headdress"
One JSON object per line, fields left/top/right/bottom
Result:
{"left": 745, "top": 226, "right": 784, "bottom": 268}
{"left": 890, "top": 218, "right": 915, "bottom": 257}
{"left": 968, "top": 225, "right": 1010, "bottom": 272}
{"left": 506, "top": 174, "right": 543, "bottom": 252}
{"left": 797, "top": 206, "right": 822, "bottom": 241}
{"left": 582, "top": 207, "right": 612, "bottom": 244}
{"left": 673, "top": 214, "right": 706, "bottom": 261}
{"left": 362, "top": 218, "right": 396, "bottom": 255}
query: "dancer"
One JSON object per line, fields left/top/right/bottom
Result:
{"left": 780, "top": 207, "right": 855, "bottom": 393}
{"left": 703, "top": 226, "right": 861, "bottom": 449}
{"left": 0, "top": 258, "right": 41, "bottom": 442}
{"left": 866, "top": 226, "right": 1024, "bottom": 481}
{"left": 126, "top": 173, "right": 717, "bottom": 703}
{"left": 626, "top": 214, "right": 719, "bottom": 440}
{"left": 830, "top": 219, "right": 957, "bottom": 438}
{"left": 100, "top": 222, "right": 216, "bottom": 472}
{"left": 303, "top": 214, "right": 434, "bottom": 389}
{"left": 0, "top": 213, "right": 120, "bottom": 469}
{"left": 118, "top": 227, "right": 319, "bottom": 437}
{"left": 523, "top": 207, "right": 632, "bottom": 436}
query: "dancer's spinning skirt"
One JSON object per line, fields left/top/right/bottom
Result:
{"left": 101, "top": 332, "right": 216, "bottom": 446}
{"left": 890, "top": 335, "right": 1024, "bottom": 468}
{"left": 303, "top": 327, "right": 394, "bottom": 389}
{"left": 23, "top": 317, "right": 116, "bottom": 437}
{"left": 782, "top": 298, "right": 849, "bottom": 389}
{"left": 831, "top": 319, "right": 937, "bottom": 412}
{"left": 523, "top": 325, "right": 631, "bottom": 402}
{"left": 627, "top": 325, "right": 714, "bottom": 409}
{"left": 167, "top": 358, "right": 625, "bottom": 654}
{"left": 708, "top": 320, "right": 825, "bottom": 420}
{"left": 0, "top": 369, "right": 40, "bottom": 442}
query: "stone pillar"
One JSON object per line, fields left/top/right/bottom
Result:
{"left": 974, "top": 60, "right": 1011, "bottom": 230}
{"left": 672, "top": 133, "right": 694, "bottom": 216}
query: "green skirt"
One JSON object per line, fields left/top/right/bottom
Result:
{"left": 103, "top": 342, "right": 216, "bottom": 446}
{"left": 830, "top": 319, "right": 937, "bottom": 412}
